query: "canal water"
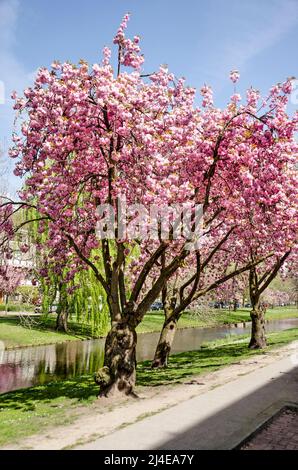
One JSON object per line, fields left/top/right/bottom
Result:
{"left": 0, "top": 318, "right": 297, "bottom": 394}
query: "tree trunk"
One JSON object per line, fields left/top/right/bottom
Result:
{"left": 56, "top": 309, "right": 69, "bottom": 332}
{"left": 95, "top": 320, "right": 137, "bottom": 397}
{"left": 249, "top": 308, "right": 267, "bottom": 349}
{"left": 55, "top": 282, "right": 69, "bottom": 332}
{"left": 151, "top": 316, "right": 178, "bottom": 368}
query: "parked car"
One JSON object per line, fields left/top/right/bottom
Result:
{"left": 150, "top": 301, "right": 163, "bottom": 311}
{"left": 214, "top": 302, "right": 229, "bottom": 309}
{"left": 244, "top": 303, "right": 252, "bottom": 308}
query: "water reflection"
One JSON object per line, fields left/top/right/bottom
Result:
{"left": 0, "top": 318, "right": 297, "bottom": 394}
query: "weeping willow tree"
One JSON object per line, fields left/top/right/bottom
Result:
{"left": 26, "top": 207, "right": 110, "bottom": 335}
{"left": 67, "top": 267, "right": 110, "bottom": 336}
{"left": 40, "top": 252, "right": 110, "bottom": 335}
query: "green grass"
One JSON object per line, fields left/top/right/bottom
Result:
{"left": 0, "top": 327, "right": 297, "bottom": 448}
{"left": 137, "top": 327, "right": 298, "bottom": 386}
{"left": 136, "top": 312, "right": 203, "bottom": 333}
{"left": 0, "top": 303, "right": 34, "bottom": 312}
{"left": 215, "top": 306, "right": 298, "bottom": 325}
{"left": 0, "top": 316, "right": 82, "bottom": 348}
{"left": 0, "top": 306, "right": 297, "bottom": 349}
{"left": 137, "top": 306, "right": 298, "bottom": 333}
{"left": 0, "top": 378, "right": 97, "bottom": 447}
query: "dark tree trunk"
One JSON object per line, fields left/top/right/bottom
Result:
{"left": 249, "top": 308, "right": 267, "bottom": 349}
{"left": 151, "top": 316, "right": 178, "bottom": 368}
{"left": 56, "top": 309, "right": 69, "bottom": 332}
{"left": 95, "top": 320, "right": 137, "bottom": 397}
{"left": 233, "top": 299, "right": 238, "bottom": 312}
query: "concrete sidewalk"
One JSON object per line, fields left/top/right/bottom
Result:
{"left": 76, "top": 356, "right": 298, "bottom": 450}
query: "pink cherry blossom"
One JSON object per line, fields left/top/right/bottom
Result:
{"left": 230, "top": 69, "right": 240, "bottom": 83}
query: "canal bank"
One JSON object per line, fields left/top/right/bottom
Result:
{"left": 1, "top": 318, "right": 298, "bottom": 393}
{"left": 1, "top": 307, "right": 297, "bottom": 351}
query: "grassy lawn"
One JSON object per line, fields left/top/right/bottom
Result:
{"left": 0, "top": 303, "right": 35, "bottom": 312}
{"left": 0, "top": 306, "right": 297, "bottom": 349}
{"left": 215, "top": 305, "right": 298, "bottom": 325}
{"left": 136, "top": 311, "right": 204, "bottom": 333}
{"left": 139, "top": 306, "right": 298, "bottom": 333}
{"left": 0, "top": 327, "right": 297, "bottom": 447}
{"left": 0, "top": 316, "right": 83, "bottom": 348}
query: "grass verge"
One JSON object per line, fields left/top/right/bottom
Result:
{"left": 0, "top": 316, "right": 82, "bottom": 348}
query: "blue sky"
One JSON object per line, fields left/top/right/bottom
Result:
{"left": 1, "top": 0, "right": 298, "bottom": 193}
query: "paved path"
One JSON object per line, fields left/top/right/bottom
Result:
{"left": 77, "top": 356, "right": 298, "bottom": 450}
{"left": 239, "top": 406, "right": 298, "bottom": 450}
